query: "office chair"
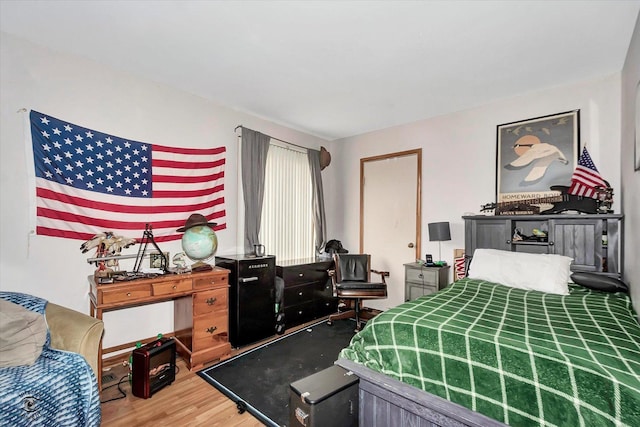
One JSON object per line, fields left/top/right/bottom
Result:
{"left": 327, "top": 253, "right": 388, "bottom": 331}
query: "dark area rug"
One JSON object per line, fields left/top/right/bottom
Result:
{"left": 198, "top": 319, "right": 356, "bottom": 426}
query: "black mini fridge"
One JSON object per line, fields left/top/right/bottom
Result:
{"left": 289, "top": 365, "right": 359, "bottom": 427}
{"left": 215, "top": 254, "right": 276, "bottom": 347}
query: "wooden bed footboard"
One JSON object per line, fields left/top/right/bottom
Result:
{"left": 336, "top": 358, "right": 507, "bottom": 427}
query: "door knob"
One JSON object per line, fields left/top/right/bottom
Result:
{"left": 408, "top": 242, "right": 415, "bottom": 248}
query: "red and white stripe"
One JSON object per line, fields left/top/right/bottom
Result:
{"left": 35, "top": 144, "right": 226, "bottom": 242}
{"left": 568, "top": 164, "right": 607, "bottom": 199}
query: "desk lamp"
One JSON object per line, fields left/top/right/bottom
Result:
{"left": 428, "top": 222, "right": 451, "bottom": 266}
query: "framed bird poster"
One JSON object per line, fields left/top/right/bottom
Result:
{"left": 495, "top": 110, "right": 580, "bottom": 213}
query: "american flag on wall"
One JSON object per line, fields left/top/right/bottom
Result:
{"left": 29, "top": 110, "right": 226, "bottom": 242}
{"left": 567, "top": 147, "right": 607, "bottom": 199}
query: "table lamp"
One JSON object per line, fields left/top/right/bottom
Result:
{"left": 428, "top": 222, "right": 451, "bottom": 266}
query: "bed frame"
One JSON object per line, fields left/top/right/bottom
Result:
{"left": 336, "top": 358, "right": 508, "bottom": 427}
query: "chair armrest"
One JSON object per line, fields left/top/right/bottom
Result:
{"left": 371, "top": 269, "right": 389, "bottom": 284}
{"left": 45, "top": 303, "right": 104, "bottom": 379}
{"left": 327, "top": 269, "right": 337, "bottom": 295}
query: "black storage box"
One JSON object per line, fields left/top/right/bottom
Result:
{"left": 289, "top": 365, "right": 359, "bottom": 427}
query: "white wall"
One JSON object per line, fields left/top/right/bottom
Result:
{"left": 0, "top": 33, "right": 329, "bottom": 348}
{"left": 2, "top": 27, "right": 637, "bottom": 351}
{"left": 329, "top": 75, "right": 625, "bottom": 293}
{"left": 621, "top": 14, "right": 640, "bottom": 315}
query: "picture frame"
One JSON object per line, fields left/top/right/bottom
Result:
{"left": 496, "top": 110, "right": 580, "bottom": 209}
{"left": 149, "top": 251, "right": 169, "bottom": 269}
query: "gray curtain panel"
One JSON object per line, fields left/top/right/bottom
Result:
{"left": 308, "top": 149, "right": 327, "bottom": 254}
{"left": 241, "top": 128, "right": 271, "bottom": 253}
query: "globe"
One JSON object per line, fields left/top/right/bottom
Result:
{"left": 181, "top": 225, "right": 218, "bottom": 270}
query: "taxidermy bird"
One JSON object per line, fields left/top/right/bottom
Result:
{"left": 105, "top": 236, "right": 137, "bottom": 256}
{"left": 80, "top": 232, "right": 137, "bottom": 270}
{"left": 80, "top": 232, "right": 111, "bottom": 253}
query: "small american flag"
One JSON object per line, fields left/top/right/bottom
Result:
{"left": 29, "top": 110, "right": 226, "bottom": 242}
{"left": 568, "top": 147, "right": 607, "bottom": 199}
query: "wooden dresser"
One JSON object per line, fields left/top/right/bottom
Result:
{"left": 276, "top": 258, "right": 336, "bottom": 329}
{"left": 89, "top": 268, "right": 231, "bottom": 389}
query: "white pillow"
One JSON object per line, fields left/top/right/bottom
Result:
{"left": 0, "top": 300, "right": 47, "bottom": 367}
{"left": 468, "top": 249, "right": 572, "bottom": 295}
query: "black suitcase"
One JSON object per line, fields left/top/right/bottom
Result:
{"left": 289, "top": 365, "right": 359, "bottom": 427}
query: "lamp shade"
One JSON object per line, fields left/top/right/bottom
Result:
{"left": 428, "top": 222, "right": 451, "bottom": 242}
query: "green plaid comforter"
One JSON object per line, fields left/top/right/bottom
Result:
{"left": 340, "top": 278, "right": 640, "bottom": 426}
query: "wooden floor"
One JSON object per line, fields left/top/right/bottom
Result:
{"left": 100, "top": 319, "right": 332, "bottom": 426}
{"left": 100, "top": 358, "right": 264, "bottom": 426}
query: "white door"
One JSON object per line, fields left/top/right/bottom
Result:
{"left": 361, "top": 150, "right": 421, "bottom": 311}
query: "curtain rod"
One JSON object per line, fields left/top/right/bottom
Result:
{"left": 234, "top": 125, "right": 309, "bottom": 151}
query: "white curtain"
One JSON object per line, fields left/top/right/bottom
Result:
{"left": 260, "top": 142, "right": 315, "bottom": 261}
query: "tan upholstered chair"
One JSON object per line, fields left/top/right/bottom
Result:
{"left": 46, "top": 303, "right": 104, "bottom": 379}
{"left": 327, "top": 253, "right": 388, "bottom": 331}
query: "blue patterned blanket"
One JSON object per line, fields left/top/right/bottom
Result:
{"left": 0, "top": 292, "right": 101, "bottom": 427}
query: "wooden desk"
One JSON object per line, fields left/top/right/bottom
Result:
{"left": 89, "top": 268, "right": 231, "bottom": 390}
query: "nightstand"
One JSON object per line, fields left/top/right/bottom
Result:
{"left": 404, "top": 263, "right": 450, "bottom": 301}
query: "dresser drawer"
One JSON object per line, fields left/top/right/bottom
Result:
{"left": 406, "top": 267, "right": 438, "bottom": 284}
{"left": 284, "top": 302, "right": 315, "bottom": 327}
{"left": 193, "top": 312, "right": 229, "bottom": 351}
{"left": 102, "top": 284, "right": 151, "bottom": 304}
{"left": 284, "top": 284, "right": 315, "bottom": 306}
{"left": 281, "top": 264, "right": 330, "bottom": 286}
{"left": 193, "top": 288, "right": 228, "bottom": 316}
{"left": 315, "top": 297, "right": 338, "bottom": 317}
{"left": 406, "top": 283, "right": 437, "bottom": 301}
{"left": 193, "top": 273, "right": 228, "bottom": 290}
{"left": 152, "top": 278, "right": 192, "bottom": 296}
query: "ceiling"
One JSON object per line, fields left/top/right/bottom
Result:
{"left": 1, "top": 1, "right": 639, "bottom": 141}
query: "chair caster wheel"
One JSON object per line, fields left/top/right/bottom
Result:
{"left": 237, "top": 401, "right": 247, "bottom": 414}
{"left": 327, "top": 320, "right": 333, "bottom": 326}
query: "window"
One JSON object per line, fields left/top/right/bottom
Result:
{"left": 260, "top": 141, "right": 315, "bottom": 260}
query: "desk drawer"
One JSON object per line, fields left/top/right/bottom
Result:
{"left": 193, "top": 312, "right": 229, "bottom": 351}
{"left": 193, "top": 288, "right": 228, "bottom": 316}
{"left": 406, "top": 267, "right": 438, "bottom": 285}
{"left": 193, "top": 273, "right": 228, "bottom": 290}
{"left": 152, "top": 279, "right": 192, "bottom": 296}
{"left": 102, "top": 284, "right": 151, "bottom": 304}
